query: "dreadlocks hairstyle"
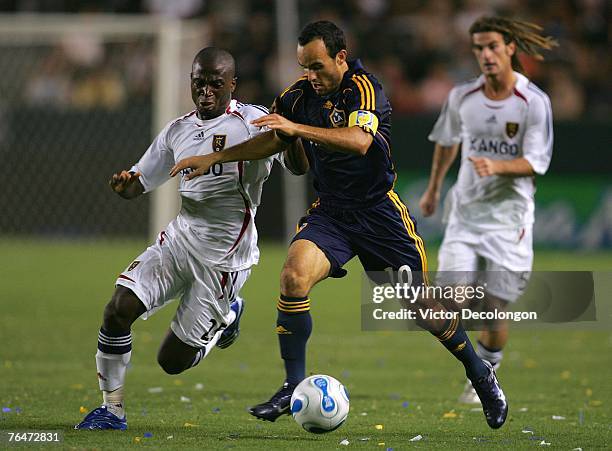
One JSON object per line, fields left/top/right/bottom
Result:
{"left": 469, "top": 16, "right": 559, "bottom": 73}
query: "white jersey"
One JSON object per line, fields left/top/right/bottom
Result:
{"left": 131, "top": 99, "right": 280, "bottom": 271}
{"left": 429, "top": 72, "right": 553, "bottom": 229}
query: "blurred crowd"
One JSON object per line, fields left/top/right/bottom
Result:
{"left": 2, "top": 0, "right": 610, "bottom": 120}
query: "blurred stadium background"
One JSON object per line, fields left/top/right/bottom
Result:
{"left": 1, "top": 1, "right": 611, "bottom": 448}
{"left": 0, "top": 0, "right": 610, "bottom": 247}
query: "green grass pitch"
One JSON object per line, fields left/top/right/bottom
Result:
{"left": 1, "top": 239, "right": 611, "bottom": 449}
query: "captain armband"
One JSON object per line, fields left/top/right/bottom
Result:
{"left": 348, "top": 110, "right": 379, "bottom": 135}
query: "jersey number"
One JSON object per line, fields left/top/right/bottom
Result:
{"left": 204, "top": 163, "right": 223, "bottom": 176}
{"left": 201, "top": 318, "right": 227, "bottom": 343}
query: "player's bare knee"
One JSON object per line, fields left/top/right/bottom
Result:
{"left": 280, "top": 267, "right": 311, "bottom": 297}
{"left": 103, "top": 287, "right": 143, "bottom": 332}
{"left": 157, "top": 353, "right": 187, "bottom": 375}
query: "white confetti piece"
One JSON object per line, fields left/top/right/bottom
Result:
{"left": 148, "top": 387, "right": 163, "bottom": 393}
{"left": 194, "top": 383, "right": 204, "bottom": 391}
{"left": 519, "top": 407, "right": 528, "bottom": 412}
{"left": 539, "top": 440, "right": 551, "bottom": 446}
{"left": 360, "top": 412, "right": 368, "bottom": 416}
{"left": 409, "top": 434, "right": 423, "bottom": 442}
{"left": 339, "top": 439, "right": 350, "bottom": 446}
{"left": 552, "top": 415, "right": 565, "bottom": 420}
{"left": 166, "top": 435, "right": 173, "bottom": 440}
{"left": 180, "top": 396, "right": 191, "bottom": 403}
{"left": 522, "top": 429, "right": 534, "bottom": 434}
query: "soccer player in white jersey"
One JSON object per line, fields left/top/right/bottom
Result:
{"left": 419, "top": 17, "right": 557, "bottom": 404}
{"left": 75, "top": 47, "right": 305, "bottom": 430}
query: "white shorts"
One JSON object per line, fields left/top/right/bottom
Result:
{"left": 116, "top": 229, "right": 250, "bottom": 348}
{"left": 437, "top": 223, "right": 532, "bottom": 302}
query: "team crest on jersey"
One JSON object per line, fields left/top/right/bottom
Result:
{"left": 323, "top": 100, "right": 333, "bottom": 109}
{"left": 127, "top": 260, "right": 140, "bottom": 271}
{"left": 506, "top": 122, "right": 519, "bottom": 138}
{"left": 212, "top": 134, "right": 227, "bottom": 152}
{"left": 329, "top": 107, "right": 347, "bottom": 127}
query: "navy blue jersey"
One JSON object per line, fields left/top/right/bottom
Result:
{"left": 274, "top": 60, "right": 396, "bottom": 209}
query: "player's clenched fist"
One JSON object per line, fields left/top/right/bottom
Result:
{"left": 419, "top": 188, "right": 440, "bottom": 217}
{"left": 468, "top": 156, "right": 498, "bottom": 177}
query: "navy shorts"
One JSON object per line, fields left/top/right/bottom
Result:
{"left": 293, "top": 191, "right": 428, "bottom": 279}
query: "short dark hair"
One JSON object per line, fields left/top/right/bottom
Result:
{"left": 298, "top": 20, "right": 346, "bottom": 58}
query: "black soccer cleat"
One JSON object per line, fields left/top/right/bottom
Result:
{"left": 249, "top": 382, "right": 296, "bottom": 422}
{"left": 471, "top": 360, "right": 508, "bottom": 429}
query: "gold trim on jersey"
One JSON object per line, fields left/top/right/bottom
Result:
{"left": 386, "top": 191, "right": 429, "bottom": 279}
{"left": 357, "top": 74, "right": 376, "bottom": 110}
{"left": 280, "top": 75, "right": 307, "bottom": 99}
{"left": 351, "top": 75, "right": 368, "bottom": 109}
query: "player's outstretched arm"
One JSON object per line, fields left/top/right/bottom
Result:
{"left": 252, "top": 113, "right": 373, "bottom": 156}
{"left": 109, "top": 170, "right": 144, "bottom": 200}
{"left": 419, "top": 143, "right": 459, "bottom": 217}
{"left": 170, "top": 130, "right": 288, "bottom": 181}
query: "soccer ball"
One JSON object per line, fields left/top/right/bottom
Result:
{"left": 290, "top": 374, "right": 350, "bottom": 434}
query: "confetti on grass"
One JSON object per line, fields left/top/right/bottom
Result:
{"left": 409, "top": 435, "right": 423, "bottom": 442}
{"left": 148, "top": 387, "right": 163, "bottom": 393}
{"left": 2, "top": 407, "right": 11, "bottom": 413}
{"left": 143, "top": 432, "right": 152, "bottom": 438}
{"left": 375, "top": 424, "right": 384, "bottom": 430}
{"left": 339, "top": 439, "right": 350, "bottom": 445}
{"left": 79, "top": 406, "right": 87, "bottom": 414}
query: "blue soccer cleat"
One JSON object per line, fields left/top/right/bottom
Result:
{"left": 471, "top": 360, "right": 508, "bottom": 429}
{"left": 216, "top": 297, "right": 245, "bottom": 349}
{"left": 74, "top": 405, "right": 127, "bottom": 430}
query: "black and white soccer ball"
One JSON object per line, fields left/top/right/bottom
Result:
{"left": 290, "top": 374, "right": 350, "bottom": 434}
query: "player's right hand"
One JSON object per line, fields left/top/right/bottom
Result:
{"left": 419, "top": 188, "right": 439, "bottom": 217}
{"left": 170, "top": 154, "right": 219, "bottom": 181}
{"left": 109, "top": 170, "right": 141, "bottom": 193}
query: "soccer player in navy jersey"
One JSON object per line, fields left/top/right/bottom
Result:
{"left": 171, "top": 21, "right": 507, "bottom": 429}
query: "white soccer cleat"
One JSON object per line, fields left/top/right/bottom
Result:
{"left": 458, "top": 379, "right": 481, "bottom": 404}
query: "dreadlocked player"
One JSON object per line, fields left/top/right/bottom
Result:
{"left": 420, "top": 16, "right": 557, "bottom": 403}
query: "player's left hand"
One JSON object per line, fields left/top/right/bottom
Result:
{"left": 469, "top": 156, "right": 499, "bottom": 177}
{"left": 251, "top": 113, "right": 298, "bottom": 137}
